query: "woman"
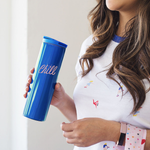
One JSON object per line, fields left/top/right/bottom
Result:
{"left": 24, "top": 0, "right": 150, "bottom": 149}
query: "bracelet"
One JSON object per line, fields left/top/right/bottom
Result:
{"left": 116, "top": 122, "right": 127, "bottom": 146}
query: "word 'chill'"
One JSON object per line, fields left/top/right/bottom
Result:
{"left": 39, "top": 64, "right": 58, "bottom": 75}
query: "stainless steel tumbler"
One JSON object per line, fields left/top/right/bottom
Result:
{"left": 23, "top": 36, "right": 67, "bottom": 121}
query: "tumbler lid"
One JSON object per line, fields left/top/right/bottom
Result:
{"left": 43, "top": 36, "right": 67, "bottom": 48}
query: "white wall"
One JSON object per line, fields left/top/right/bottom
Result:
{"left": 10, "top": 0, "right": 28, "bottom": 149}
{"left": 0, "top": 0, "right": 96, "bottom": 150}
{"left": 0, "top": 0, "right": 11, "bottom": 149}
{"left": 27, "top": 0, "right": 96, "bottom": 150}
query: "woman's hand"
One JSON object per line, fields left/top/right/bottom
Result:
{"left": 23, "top": 68, "right": 66, "bottom": 107}
{"left": 61, "top": 118, "right": 120, "bottom": 147}
{"left": 23, "top": 68, "right": 35, "bottom": 98}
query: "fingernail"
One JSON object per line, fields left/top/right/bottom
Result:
{"left": 25, "top": 86, "right": 29, "bottom": 92}
{"left": 23, "top": 93, "right": 27, "bottom": 98}
{"left": 60, "top": 122, "right": 65, "bottom": 129}
{"left": 60, "top": 123, "right": 63, "bottom": 129}
{"left": 31, "top": 68, "right": 35, "bottom": 74}
{"left": 28, "top": 78, "right": 32, "bottom": 83}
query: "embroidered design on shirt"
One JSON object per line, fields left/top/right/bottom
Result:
{"left": 84, "top": 81, "right": 93, "bottom": 88}
{"left": 133, "top": 107, "right": 142, "bottom": 117}
{"left": 116, "top": 85, "right": 124, "bottom": 97}
{"left": 93, "top": 99, "right": 99, "bottom": 108}
{"left": 103, "top": 143, "right": 110, "bottom": 150}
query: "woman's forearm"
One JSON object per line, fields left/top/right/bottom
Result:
{"left": 56, "top": 93, "right": 77, "bottom": 122}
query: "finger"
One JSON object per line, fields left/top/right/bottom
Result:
{"left": 25, "top": 83, "right": 30, "bottom": 92}
{"left": 63, "top": 131, "right": 74, "bottom": 139}
{"left": 66, "top": 138, "right": 79, "bottom": 145}
{"left": 25, "top": 86, "right": 30, "bottom": 92}
{"left": 74, "top": 144, "right": 85, "bottom": 147}
{"left": 61, "top": 122, "right": 74, "bottom": 132}
{"left": 23, "top": 92, "right": 27, "bottom": 98}
{"left": 55, "top": 82, "right": 62, "bottom": 91}
{"left": 55, "top": 83, "right": 60, "bottom": 90}
{"left": 30, "top": 68, "right": 35, "bottom": 74}
{"left": 28, "top": 75, "right": 32, "bottom": 83}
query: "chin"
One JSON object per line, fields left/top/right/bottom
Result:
{"left": 106, "top": 0, "right": 121, "bottom": 11}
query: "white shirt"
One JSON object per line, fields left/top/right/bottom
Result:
{"left": 73, "top": 35, "right": 150, "bottom": 150}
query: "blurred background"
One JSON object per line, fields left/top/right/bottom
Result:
{"left": 0, "top": 0, "right": 96, "bottom": 149}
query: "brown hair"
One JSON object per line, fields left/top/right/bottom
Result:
{"left": 79, "top": 0, "right": 150, "bottom": 114}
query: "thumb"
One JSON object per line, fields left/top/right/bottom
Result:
{"left": 55, "top": 83, "right": 63, "bottom": 92}
{"left": 55, "top": 83, "right": 61, "bottom": 91}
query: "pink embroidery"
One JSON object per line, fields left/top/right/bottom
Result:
{"left": 93, "top": 99, "right": 99, "bottom": 108}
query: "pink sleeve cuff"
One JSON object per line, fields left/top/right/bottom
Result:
{"left": 113, "top": 124, "right": 147, "bottom": 150}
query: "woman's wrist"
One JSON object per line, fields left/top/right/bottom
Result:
{"left": 106, "top": 120, "right": 121, "bottom": 143}
{"left": 55, "top": 93, "right": 77, "bottom": 122}
{"left": 55, "top": 92, "right": 72, "bottom": 111}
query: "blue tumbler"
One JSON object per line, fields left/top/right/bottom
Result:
{"left": 23, "top": 36, "right": 67, "bottom": 121}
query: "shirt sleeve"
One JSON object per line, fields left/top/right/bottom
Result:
{"left": 75, "top": 34, "right": 94, "bottom": 82}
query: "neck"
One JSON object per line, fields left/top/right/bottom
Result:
{"left": 116, "top": 10, "right": 138, "bottom": 37}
